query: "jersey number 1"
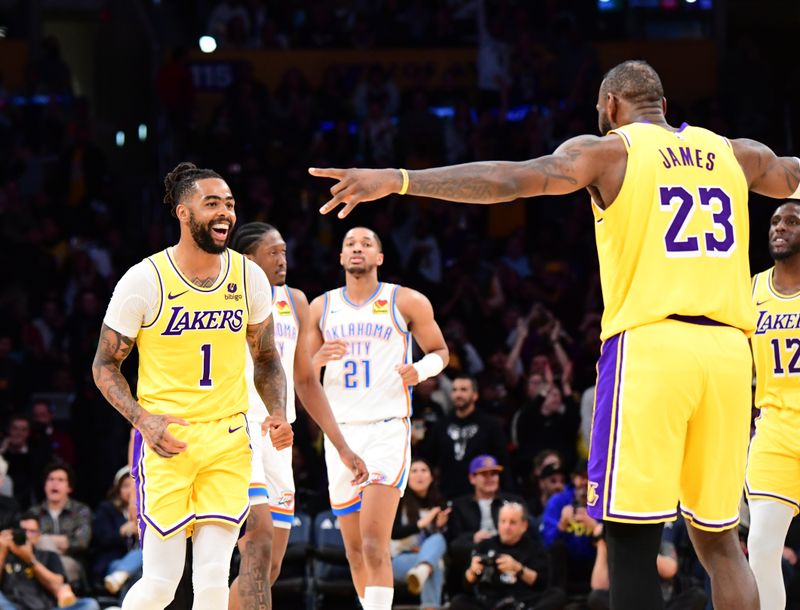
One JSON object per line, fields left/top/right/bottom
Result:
{"left": 200, "top": 343, "right": 213, "bottom": 387}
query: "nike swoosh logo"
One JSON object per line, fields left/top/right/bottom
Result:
{"left": 330, "top": 309, "right": 342, "bottom": 314}
{"left": 756, "top": 299, "right": 770, "bottom": 306}
{"left": 168, "top": 290, "right": 189, "bottom": 300}
{"left": 228, "top": 425, "right": 243, "bottom": 434}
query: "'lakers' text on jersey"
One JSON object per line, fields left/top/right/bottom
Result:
{"left": 136, "top": 248, "right": 251, "bottom": 423}
{"left": 320, "top": 282, "right": 411, "bottom": 423}
{"left": 593, "top": 122, "right": 754, "bottom": 339}
{"left": 246, "top": 284, "right": 298, "bottom": 423}
{"left": 752, "top": 269, "right": 800, "bottom": 411}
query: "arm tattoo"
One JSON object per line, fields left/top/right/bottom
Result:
{"left": 247, "top": 320, "right": 287, "bottom": 418}
{"left": 408, "top": 163, "right": 507, "bottom": 202}
{"left": 92, "top": 324, "right": 143, "bottom": 426}
{"left": 780, "top": 157, "right": 800, "bottom": 191}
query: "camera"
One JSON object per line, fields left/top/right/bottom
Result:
{"left": 477, "top": 549, "right": 497, "bottom": 584}
{"left": 11, "top": 528, "right": 26, "bottom": 546}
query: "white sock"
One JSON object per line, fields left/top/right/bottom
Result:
{"left": 363, "top": 585, "right": 393, "bottom": 610}
{"left": 191, "top": 523, "right": 241, "bottom": 610}
{"left": 122, "top": 529, "right": 186, "bottom": 610}
{"left": 748, "top": 499, "right": 793, "bottom": 610}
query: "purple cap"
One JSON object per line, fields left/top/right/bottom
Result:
{"left": 469, "top": 455, "right": 504, "bottom": 475}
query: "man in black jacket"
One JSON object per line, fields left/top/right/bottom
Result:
{"left": 446, "top": 456, "right": 526, "bottom": 591}
{"left": 451, "top": 502, "right": 566, "bottom": 610}
{"left": 421, "top": 375, "right": 511, "bottom": 499}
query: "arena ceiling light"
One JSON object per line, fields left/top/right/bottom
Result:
{"left": 199, "top": 35, "right": 217, "bottom": 53}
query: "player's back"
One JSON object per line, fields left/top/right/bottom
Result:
{"left": 320, "top": 282, "right": 411, "bottom": 423}
{"left": 136, "top": 248, "right": 250, "bottom": 422}
{"left": 594, "top": 122, "right": 754, "bottom": 340}
{"left": 751, "top": 269, "right": 800, "bottom": 410}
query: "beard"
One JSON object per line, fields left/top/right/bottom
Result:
{"left": 344, "top": 262, "right": 374, "bottom": 275}
{"left": 189, "top": 212, "right": 229, "bottom": 254}
{"left": 600, "top": 116, "right": 612, "bottom": 136}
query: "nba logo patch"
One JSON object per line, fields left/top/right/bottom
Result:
{"left": 368, "top": 471, "right": 387, "bottom": 484}
{"left": 227, "top": 283, "right": 237, "bottom": 293}
{"left": 276, "top": 300, "right": 291, "bottom": 316}
{"left": 372, "top": 299, "right": 388, "bottom": 314}
{"left": 277, "top": 492, "right": 295, "bottom": 509}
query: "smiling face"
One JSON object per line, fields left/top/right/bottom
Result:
{"left": 769, "top": 202, "right": 800, "bottom": 262}
{"left": 177, "top": 178, "right": 236, "bottom": 254}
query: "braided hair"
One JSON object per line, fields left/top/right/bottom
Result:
{"left": 231, "top": 222, "right": 277, "bottom": 255}
{"left": 163, "top": 162, "right": 222, "bottom": 218}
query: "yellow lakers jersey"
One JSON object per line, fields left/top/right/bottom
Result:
{"left": 136, "top": 248, "right": 250, "bottom": 422}
{"left": 593, "top": 122, "right": 754, "bottom": 340}
{"left": 752, "top": 268, "right": 800, "bottom": 411}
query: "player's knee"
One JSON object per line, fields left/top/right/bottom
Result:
{"left": 194, "top": 560, "right": 231, "bottom": 589}
{"left": 361, "top": 534, "right": 389, "bottom": 567}
{"left": 748, "top": 536, "right": 784, "bottom": 562}
{"left": 137, "top": 574, "right": 180, "bottom": 607}
{"left": 344, "top": 543, "right": 364, "bottom": 569}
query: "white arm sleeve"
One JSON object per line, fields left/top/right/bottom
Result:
{"left": 245, "top": 259, "right": 272, "bottom": 325}
{"left": 103, "top": 261, "right": 161, "bottom": 339}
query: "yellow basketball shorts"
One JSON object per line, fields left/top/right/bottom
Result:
{"left": 132, "top": 412, "right": 251, "bottom": 539}
{"left": 587, "top": 318, "right": 752, "bottom": 532}
{"left": 746, "top": 406, "right": 800, "bottom": 515}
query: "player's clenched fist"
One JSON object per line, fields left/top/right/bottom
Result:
{"left": 265, "top": 416, "right": 293, "bottom": 450}
{"left": 312, "top": 339, "right": 348, "bottom": 367}
{"left": 395, "top": 363, "right": 420, "bottom": 386}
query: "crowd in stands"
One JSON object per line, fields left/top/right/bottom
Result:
{"left": 0, "top": 1, "right": 798, "bottom": 608}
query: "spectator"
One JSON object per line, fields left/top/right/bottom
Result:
{"left": 391, "top": 459, "right": 451, "bottom": 610}
{"left": 451, "top": 502, "right": 566, "bottom": 610}
{"left": 512, "top": 361, "right": 580, "bottom": 475}
{"left": 0, "top": 456, "right": 18, "bottom": 530}
{"left": 0, "top": 511, "right": 99, "bottom": 610}
{"left": 30, "top": 400, "right": 75, "bottom": 466}
{"left": 1, "top": 415, "right": 50, "bottom": 508}
{"left": 526, "top": 461, "right": 567, "bottom": 522}
{"left": 540, "top": 459, "right": 596, "bottom": 596}
{"left": 422, "top": 375, "right": 511, "bottom": 499}
{"left": 91, "top": 466, "right": 140, "bottom": 595}
{"left": 446, "top": 455, "right": 525, "bottom": 587}
{"left": 29, "top": 464, "right": 91, "bottom": 586}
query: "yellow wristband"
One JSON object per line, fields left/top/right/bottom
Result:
{"left": 398, "top": 168, "right": 409, "bottom": 195}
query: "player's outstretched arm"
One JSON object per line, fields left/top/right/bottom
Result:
{"left": 731, "top": 138, "right": 800, "bottom": 198}
{"left": 92, "top": 323, "right": 188, "bottom": 458}
{"left": 395, "top": 288, "right": 450, "bottom": 386}
{"left": 310, "top": 134, "right": 613, "bottom": 218}
{"left": 291, "top": 289, "right": 368, "bottom": 485}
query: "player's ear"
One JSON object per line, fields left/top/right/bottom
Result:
{"left": 376, "top": 252, "right": 384, "bottom": 267}
{"left": 175, "top": 202, "right": 188, "bottom": 222}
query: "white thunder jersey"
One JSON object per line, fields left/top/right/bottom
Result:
{"left": 246, "top": 285, "right": 298, "bottom": 424}
{"left": 321, "top": 282, "right": 412, "bottom": 423}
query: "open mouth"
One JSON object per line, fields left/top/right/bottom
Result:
{"left": 211, "top": 223, "right": 230, "bottom": 239}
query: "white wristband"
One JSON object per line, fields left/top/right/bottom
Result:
{"left": 412, "top": 353, "right": 445, "bottom": 382}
